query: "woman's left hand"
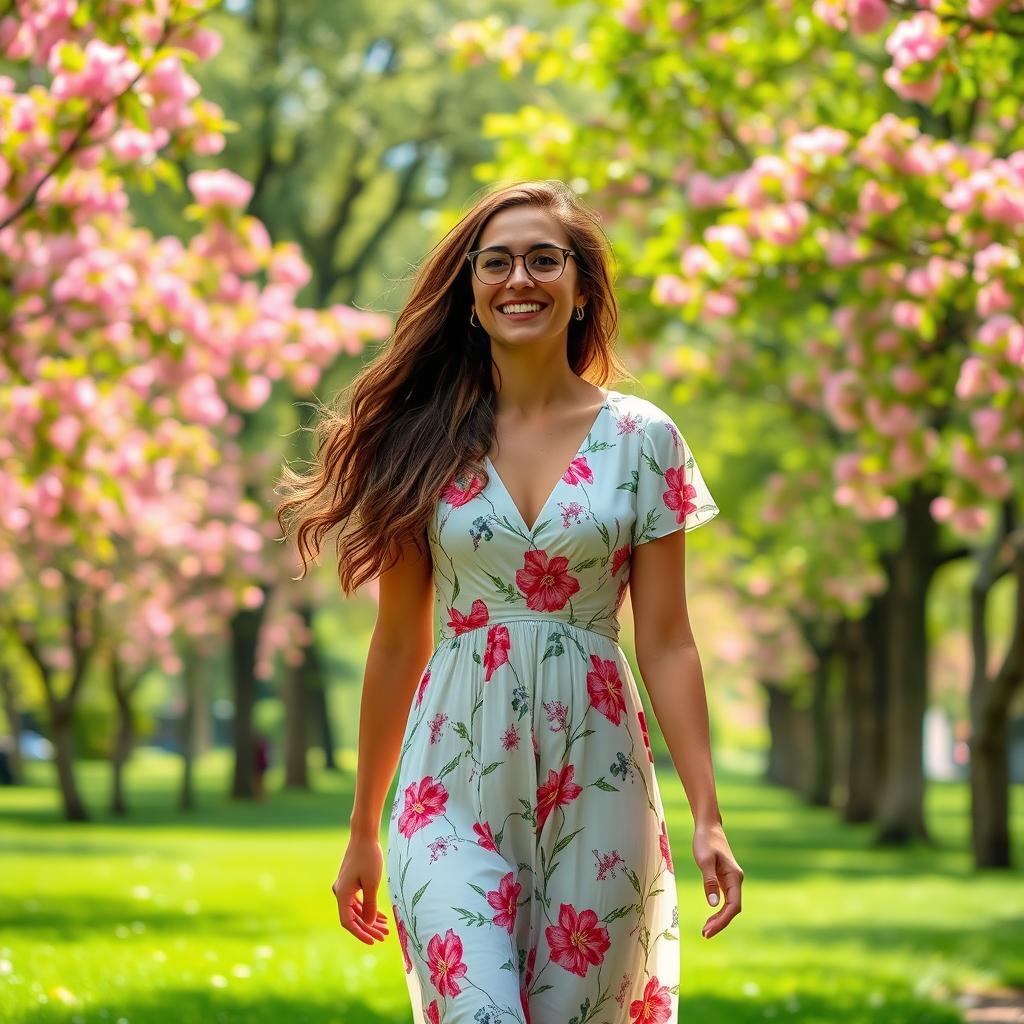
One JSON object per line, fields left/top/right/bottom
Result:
{"left": 692, "top": 820, "right": 744, "bottom": 939}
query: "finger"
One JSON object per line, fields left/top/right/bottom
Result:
{"left": 351, "top": 896, "right": 390, "bottom": 925}
{"left": 702, "top": 872, "right": 720, "bottom": 907}
{"left": 334, "top": 889, "right": 381, "bottom": 938}
{"left": 702, "top": 881, "right": 742, "bottom": 938}
{"left": 339, "top": 904, "right": 383, "bottom": 943}
{"left": 351, "top": 897, "right": 390, "bottom": 932}
{"left": 360, "top": 889, "right": 378, "bottom": 928}
{"left": 350, "top": 897, "right": 389, "bottom": 937}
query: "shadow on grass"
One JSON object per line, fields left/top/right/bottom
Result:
{"left": 755, "top": 917, "right": 1024, "bottom": 985}
{"left": 0, "top": 767, "right": 365, "bottom": 833}
{"left": 16, "top": 989, "right": 411, "bottom": 1024}
{"left": 0, "top": 896, "right": 252, "bottom": 940}
{"left": 12, "top": 987, "right": 965, "bottom": 1024}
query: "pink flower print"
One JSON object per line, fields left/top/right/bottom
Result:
{"left": 637, "top": 709, "right": 655, "bottom": 763}
{"left": 532, "top": 729, "right": 540, "bottom": 759}
{"left": 428, "top": 712, "right": 448, "bottom": 744}
{"left": 544, "top": 902, "right": 611, "bottom": 977}
{"left": 630, "top": 975, "right": 673, "bottom": 1023}
{"left": 426, "top": 1000, "right": 440, "bottom": 1024}
{"left": 659, "top": 819, "right": 674, "bottom": 872}
{"left": 587, "top": 655, "right": 627, "bottom": 725}
{"left": 611, "top": 543, "right": 631, "bottom": 576}
{"left": 661, "top": 464, "right": 698, "bottom": 526}
{"left": 447, "top": 598, "right": 489, "bottom": 635}
{"left": 428, "top": 835, "right": 455, "bottom": 862}
{"left": 426, "top": 927, "right": 469, "bottom": 997}
{"left": 543, "top": 699, "right": 569, "bottom": 733}
{"left": 486, "top": 871, "right": 522, "bottom": 934}
{"left": 501, "top": 723, "right": 520, "bottom": 750}
{"left": 593, "top": 848, "right": 625, "bottom": 881}
{"left": 617, "top": 411, "right": 643, "bottom": 435}
{"left": 441, "top": 471, "right": 485, "bottom": 508}
{"left": 536, "top": 763, "right": 583, "bottom": 832}
{"left": 515, "top": 549, "right": 581, "bottom": 612}
{"left": 615, "top": 971, "right": 632, "bottom": 1007}
{"left": 473, "top": 821, "right": 498, "bottom": 852}
{"left": 392, "top": 903, "right": 412, "bottom": 974}
{"left": 560, "top": 501, "right": 586, "bottom": 528}
{"left": 525, "top": 945, "right": 537, "bottom": 985}
{"left": 398, "top": 776, "right": 449, "bottom": 839}
{"left": 415, "top": 670, "right": 431, "bottom": 708}
{"left": 484, "top": 623, "right": 511, "bottom": 681}
{"left": 563, "top": 454, "right": 594, "bottom": 486}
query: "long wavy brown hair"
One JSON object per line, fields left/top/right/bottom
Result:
{"left": 275, "top": 179, "right": 636, "bottom": 595}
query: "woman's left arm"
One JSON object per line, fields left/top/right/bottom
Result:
{"left": 630, "top": 528, "right": 744, "bottom": 940}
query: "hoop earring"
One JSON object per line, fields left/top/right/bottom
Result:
{"left": 575, "top": 305, "right": 585, "bottom": 320}
{"left": 470, "top": 308, "right": 480, "bottom": 328}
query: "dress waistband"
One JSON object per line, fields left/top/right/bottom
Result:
{"left": 438, "top": 615, "right": 621, "bottom": 645}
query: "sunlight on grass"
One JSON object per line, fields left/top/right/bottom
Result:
{"left": 1, "top": 750, "right": 1021, "bottom": 1023}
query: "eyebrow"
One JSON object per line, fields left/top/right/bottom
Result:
{"left": 477, "top": 241, "right": 563, "bottom": 252}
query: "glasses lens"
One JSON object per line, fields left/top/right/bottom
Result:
{"left": 474, "top": 248, "right": 565, "bottom": 283}
{"left": 526, "top": 248, "right": 565, "bottom": 280}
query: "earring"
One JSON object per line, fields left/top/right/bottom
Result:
{"left": 470, "top": 308, "right": 480, "bottom": 328}
{"left": 575, "top": 305, "right": 585, "bottom": 320}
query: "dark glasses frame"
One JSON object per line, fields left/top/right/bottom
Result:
{"left": 465, "top": 245, "right": 577, "bottom": 284}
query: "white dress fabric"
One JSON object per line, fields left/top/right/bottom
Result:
{"left": 385, "top": 389, "right": 719, "bottom": 1024}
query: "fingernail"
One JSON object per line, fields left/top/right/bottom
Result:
{"left": 708, "top": 893, "right": 719, "bottom": 905}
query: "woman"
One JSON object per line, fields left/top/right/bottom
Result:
{"left": 276, "top": 179, "right": 743, "bottom": 1024}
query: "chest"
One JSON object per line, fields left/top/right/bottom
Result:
{"left": 485, "top": 402, "right": 607, "bottom": 535}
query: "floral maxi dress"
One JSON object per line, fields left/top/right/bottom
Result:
{"left": 385, "top": 389, "right": 720, "bottom": 1024}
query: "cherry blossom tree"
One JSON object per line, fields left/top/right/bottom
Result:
{"left": 0, "top": 0, "right": 389, "bottom": 819}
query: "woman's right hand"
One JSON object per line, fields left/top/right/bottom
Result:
{"left": 331, "top": 834, "right": 392, "bottom": 945}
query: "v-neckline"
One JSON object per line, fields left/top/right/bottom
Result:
{"left": 485, "top": 389, "right": 613, "bottom": 535}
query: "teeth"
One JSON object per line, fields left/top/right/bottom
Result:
{"left": 499, "top": 303, "right": 544, "bottom": 313}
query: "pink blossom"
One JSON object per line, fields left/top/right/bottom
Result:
{"left": 188, "top": 168, "right": 254, "bottom": 209}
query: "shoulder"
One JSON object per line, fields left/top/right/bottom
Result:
{"left": 609, "top": 391, "right": 680, "bottom": 444}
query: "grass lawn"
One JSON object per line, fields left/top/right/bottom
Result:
{"left": 1, "top": 748, "right": 1022, "bottom": 1023}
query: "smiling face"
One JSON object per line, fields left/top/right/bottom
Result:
{"left": 469, "top": 205, "right": 586, "bottom": 346}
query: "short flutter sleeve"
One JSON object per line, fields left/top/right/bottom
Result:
{"left": 632, "top": 408, "right": 720, "bottom": 546}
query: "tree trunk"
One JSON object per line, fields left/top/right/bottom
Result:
{"left": 969, "top": 508, "right": 1024, "bottom": 869}
{"left": 0, "top": 667, "right": 24, "bottom": 784}
{"left": 179, "top": 645, "right": 202, "bottom": 812}
{"left": 311, "top": 682, "right": 338, "bottom": 771}
{"left": 284, "top": 603, "right": 322, "bottom": 789}
{"left": 230, "top": 598, "right": 269, "bottom": 799}
{"left": 876, "top": 482, "right": 938, "bottom": 846}
{"left": 807, "top": 649, "right": 833, "bottom": 807}
{"left": 763, "top": 681, "right": 810, "bottom": 791}
{"left": 842, "top": 598, "right": 887, "bottom": 823}
{"left": 51, "top": 703, "right": 88, "bottom": 822}
{"left": 109, "top": 654, "right": 135, "bottom": 816}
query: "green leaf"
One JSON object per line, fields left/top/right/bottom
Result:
{"left": 435, "top": 753, "right": 463, "bottom": 780}
{"left": 602, "top": 904, "right": 637, "bottom": 924}
{"left": 411, "top": 882, "right": 429, "bottom": 908}
{"left": 552, "top": 827, "right": 585, "bottom": 856}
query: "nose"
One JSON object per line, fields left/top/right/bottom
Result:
{"left": 507, "top": 255, "right": 535, "bottom": 287}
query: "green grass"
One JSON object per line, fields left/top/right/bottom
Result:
{"left": 1, "top": 749, "right": 1022, "bottom": 1023}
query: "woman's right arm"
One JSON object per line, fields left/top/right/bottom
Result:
{"left": 333, "top": 529, "right": 434, "bottom": 944}
{"left": 349, "top": 529, "right": 435, "bottom": 840}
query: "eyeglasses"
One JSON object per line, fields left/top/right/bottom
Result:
{"left": 465, "top": 245, "right": 576, "bottom": 285}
